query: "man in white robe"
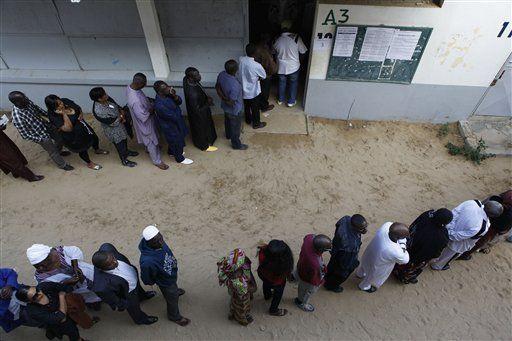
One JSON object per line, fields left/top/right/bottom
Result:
{"left": 356, "top": 222, "right": 410, "bottom": 293}
{"left": 26, "top": 244, "right": 101, "bottom": 306}
{"left": 431, "top": 199, "right": 503, "bottom": 270}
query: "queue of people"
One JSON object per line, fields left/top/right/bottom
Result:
{"left": 2, "top": 22, "right": 308, "bottom": 182}
{"left": 1, "top": 191, "right": 510, "bottom": 338}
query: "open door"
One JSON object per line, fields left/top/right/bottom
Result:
{"left": 472, "top": 53, "right": 512, "bottom": 117}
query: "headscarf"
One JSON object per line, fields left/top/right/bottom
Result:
{"left": 408, "top": 210, "right": 451, "bottom": 264}
{"left": 217, "top": 248, "right": 252, "bottom": 296}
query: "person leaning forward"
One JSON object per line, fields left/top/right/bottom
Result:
{"left": 8, "top": 91, "right": 73, "bottom": 171}
{"left": 91, "top": 243, "right": 158, "bottom": 325}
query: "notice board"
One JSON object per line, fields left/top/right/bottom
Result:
{"left": 326, "top": 25, "right": 433, "bottom": 84}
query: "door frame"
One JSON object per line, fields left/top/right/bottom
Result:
{"left": 470, "top": 52, "right": 512, "bottom": 118}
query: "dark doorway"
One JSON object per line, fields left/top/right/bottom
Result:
{"left": 248, "top": 0, "right": 316, "bottom": 108}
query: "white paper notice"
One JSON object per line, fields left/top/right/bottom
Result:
{"left": 386, "top": 30, "right": 422, "bottom": 60}
{"left": 358, "top": 27, "right": 396, "bottom": 62}
{"left": 314, "top": 37, "right": 333, "bottom": 52}
{"left": 332, "top": 26, "right": 358, "bottom": 57}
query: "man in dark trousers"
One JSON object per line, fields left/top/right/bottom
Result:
{"left": 216, "top": 59, "right": 248, "bottom": 150}
{"left": 91, "top": 243, "right": 158, "bottom": 325}
{"left": 139, "top": 225, "right": 190, "bottom": 326}
{"left": 183, "top": 67, "right": 218, "bottom": 152}
{"left": 324, "top": 214, "right": 367, "bottom": 293}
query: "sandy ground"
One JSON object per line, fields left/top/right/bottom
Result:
{"left": 1, "top": 116, "right": 511, "bottom": 340}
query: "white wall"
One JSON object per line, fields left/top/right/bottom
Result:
{"left": 310, "top": 0, "right": 512, "bottom": 87}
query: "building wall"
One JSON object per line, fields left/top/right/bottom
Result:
{"left": 0, "top": 0, "right": 247, "bottom": 111}
{"left": 305, "top": 0, "right": 512, "bottom": 122}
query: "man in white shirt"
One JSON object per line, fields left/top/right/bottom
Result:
{"left": 273, "top": 21, "right": 308, "bottom": 107}
{"left": 91, "top": 243, "right": 158, "bottom": 325}
{"left": 238, "top": 43, "right": 267, "bottom": 129}
{"left": 430, "top": 199, "right": 502, "bottom": 271}
{"left": 356, "top": 222, "right": 410, "bottom": 293}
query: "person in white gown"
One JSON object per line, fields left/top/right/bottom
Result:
{"left": 26, "top": 244, "right": 101, "bottom": 307}
{"left": 430, "top": 199, "right": 503, "bottom": 271}
{"left": 356, "top": 222, "right": 410, "bottom": 293}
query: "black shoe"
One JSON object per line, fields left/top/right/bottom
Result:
{"left": 408, "top": 278, "right": 418, "bottom": 284}
{"left": 457, "top": 254, "right": 472, "bottom": 261}
{"left": 127, "top": 150, "right": 139, "bottom": 157}
{"left": 62, "top": 164, "right": 74, "bottom": 171}
{"left": 253, "top": 122, "right": 267, "bottom": 129}
{"left": 29, "top": 175, "right": 45, "bottom": 182}
{"left": 45, "top": 328, "right": 57, "bottom": 340}
{"left": 233, "top": 144, "right": 248, "bottom": 150}
{"left": 261, "top": 104, "right": 275, "bottom": 112}
{"left": 122, "top": 159, "right": 137, "bottom": 167}
{"left": 143, "top": 290, "right": 157, "bottom": 300}
{"left": 325, "top": 285, "right": 344, "bottom": 293}
{"left": 144, "top": 316, "right": 159, "bottom": 325}
{"left": 60, "top": 151, "right": 71, "bottom": 157}
{"left": 178, "top": 288, "right": 185, "bottom": 296}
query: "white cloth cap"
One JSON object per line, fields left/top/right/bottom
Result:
{"left": 142, "top": 225, "right": 159, "bottom": 241}
{"left": 27, "top": 244, "right": 52, "bottom": 265}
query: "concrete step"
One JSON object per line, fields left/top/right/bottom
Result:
{"left": 458, "top": 115, "right": 512, "bottom": 156}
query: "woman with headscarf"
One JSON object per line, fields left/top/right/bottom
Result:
{"left": 45, "top": 94, "right": 108, "bottom": 170}
{"left": 257, "top": 240, "right": 293, "bottom": 316}
{"left": 393, "top": 208, "right": 453, "bottom": 284}
{"left": 217, "top": 249, "right": 257, "bottom": 326}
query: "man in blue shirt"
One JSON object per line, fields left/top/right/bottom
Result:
{"left": 215, "top": 60, "right": 248, "bottom": 150}
{"left": 1, "top": 268, "right": 22, "bottom": 333}
{"left": 153, "top": 81, "right": 193, "bottom": 165}
{"left": 139, "top": 225, "right": 190, "bottom": 327}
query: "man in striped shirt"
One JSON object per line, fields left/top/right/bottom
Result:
{"left": 8, "top": 91, "right": 73, "bottom": 171}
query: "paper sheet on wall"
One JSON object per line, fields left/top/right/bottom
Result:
{"left": 386, "top": 30, "right": 422, "bottom": 60}
{"left": 314, "top": 37, "right": 333, "bottom": 52}
{"left": 358, "top": 27, "right": 396, "bottom": 62}
{"left": 332, "top": 26, "right": 358, "bottom": 57}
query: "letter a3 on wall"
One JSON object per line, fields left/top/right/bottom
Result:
{"left": 322, "top": 9, "right": 349, "bottom": 25}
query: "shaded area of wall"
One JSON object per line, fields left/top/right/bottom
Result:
{"left": 305, "top": 79, "right": 487, "bottom": 122}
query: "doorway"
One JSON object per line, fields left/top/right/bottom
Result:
{"left": 472, "top": 53, "right": 512, "bottom": 117}
{"left": 248, "top": 0, "right": 316, "bottom": 110}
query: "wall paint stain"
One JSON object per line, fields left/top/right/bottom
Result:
{"left": 436, "top": 28, "right": 483, "bottom": 70}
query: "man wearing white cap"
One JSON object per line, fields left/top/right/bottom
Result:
{"left": 139, "top": 225, "right": 190, "bottom": 326}
{"left": 26, "top": 244, "right": 101, "bottom": 307}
